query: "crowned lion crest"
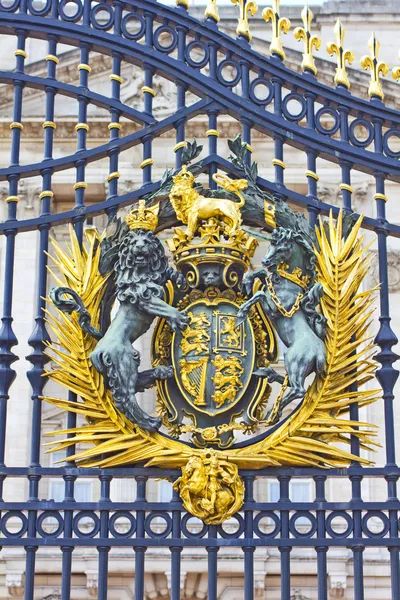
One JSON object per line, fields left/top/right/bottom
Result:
{"left": 45, "top": 137, "right": 380, "bottom": 524}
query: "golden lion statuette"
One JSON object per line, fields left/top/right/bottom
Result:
{"left": 173, "top": 451, "right": 245, "bottom": 525}
{"left": 169, "top": 166, "right": 248, "bottom": 240}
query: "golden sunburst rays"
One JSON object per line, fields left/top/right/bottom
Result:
{"left": 43, "top": 212, "right": 380, "bottom": 471}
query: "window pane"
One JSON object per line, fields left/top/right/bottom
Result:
{"left": 291, "top": 481, "right": 311, "bottom": 502}
{"left": 75, "top": 482, "right": 92, "bottom": 503}
{"left": 269, "top": 482, "right": 280, "bottom": 502}
{"left": 159, "top": 480, "right": 173, "bottom": 502}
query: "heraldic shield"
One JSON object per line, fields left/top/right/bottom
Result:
{"left": 153, "top": 290, "right": 277, "bottom": 448}
{"left": 173, "top": 298, "right": 252, "bottom": 416}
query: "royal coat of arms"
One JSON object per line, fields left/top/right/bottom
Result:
{"left": 45, "top": 137, "right": 380, "bottom": 524}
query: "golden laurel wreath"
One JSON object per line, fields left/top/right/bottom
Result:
{"left": 44, "top": 212, "right": 380, "bottom": 524}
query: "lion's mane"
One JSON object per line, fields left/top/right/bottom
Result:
{"left": 115, "top": 229, "right": 169, "bottom": 305}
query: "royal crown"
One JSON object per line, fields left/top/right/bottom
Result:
{"left": 166, "top": 220, "right": 258, "bottom": 271}
{"left": 125, "top": 200, "right": 159, "bottom": 231}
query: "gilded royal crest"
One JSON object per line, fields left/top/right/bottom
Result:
{"left": 44, "top": 137, "right": 380, "bottom": 525}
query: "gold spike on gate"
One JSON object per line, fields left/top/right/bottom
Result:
{"left": 262, "top": 0, "right": 291, "bottom": 61}
{"left": 294, "top": 4, "right": 322, "bottom": 75}
{"left": 360, "top": 33, "right": 389, "bottom": 100}
{"left": 326, "top": 19, "right": 354, "bottom": 90}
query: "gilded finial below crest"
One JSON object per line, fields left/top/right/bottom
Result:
{"left": 392, "top": 50, "right": 400, "bottom": 82}
{"left": 231, "top": 0, "right": 258, "bottom": 42}
{"left": 125, "top": 199, "right": 159, "bottom": 231}
{"left": 205, "top": 0, "right": 219, "bottom": 22}
{"left": 360, "top": 33, "right": 389, "bottom": 99}
{"left": 294, "top": 4, "right": 321, "bottom": 75}
{"left": 326, "top": 19, "right": 354, "bottom": 90}
{"left": 262, "top": 0, "right": 291, "bottom": 61}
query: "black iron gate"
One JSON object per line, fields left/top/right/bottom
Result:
{"left": 0, "top": 0, "right": 400, "bottom": 598}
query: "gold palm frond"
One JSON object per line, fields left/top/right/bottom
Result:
{"left": 44, "top": 212, "right": 380, "bottom": 470}
{"left": 230, "top": 210, "right": 380, "bottom": 468}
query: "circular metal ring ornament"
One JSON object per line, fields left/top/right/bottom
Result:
{"left": 37, "top": 511, "right": 64, "bottom": 538}
{"left": 348, "top": 118, "right": 374, "bottom": 148}
{"left": 253, "top": 511, "right": 281, "bottom": 538}
{"left": 249, "top": 77, "right": 274, "bottom": 106}
{"left": 383, "top": 129, "right": 400, "bottom": 158}
{"left": 91, "top": 3, "right": 114, "bottom": 30}
{"left": 217, "top": 514, "right": 245, "bottom": 539}
{"left": 181, "top": 513, "right": 209, "bottom": 538}
{"left": 109, "top": 511, "right": 136, "bottom": 538}
{"left": 282, "top": 93, "right": 307, "bottom": 122}
{"left": 153, "top": 26, "right": 178, "bottom": 54}
{"left": 29, "top": 0, "right": 51, "bottom": 16}
{"left": 1, "top": 511, "right": 28, "bottom": 538}
{"left": 59, "top": 0, "right": 83, "bottom": 22}
{"left": 315, "top": 107, "right": 340, "bottom": 135}
{"left": 289, "top": 512, "right": 317, "bottom": 538}
{"left": 361, "top": 511, "right": 390, "bottom": 538}
{"left": 121, "top": 13, "right": 146, "bottom": 40}
{"left": 72, "top": 511, "right": 101, "bottom": 538}
{"left": 325, "top": 511, "right": 353, "bottom": 538}
{"left": 185, "top": 41, "right": 210, "bottom": 69}
{"left": 0, "top": 0, "right": 20, "bottom": 12}
{"left": 144, "top": 512, "right": 173, "bottom": 538}
{"left": 217, "top": 59, "right": 241, "bottom": 87}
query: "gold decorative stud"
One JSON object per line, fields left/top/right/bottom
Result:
{"left": 294, "top": 4, "right": 321, "bottom": 75}
{"left": 392, "top": 51, "right": 400, "bottom": 82}
{"left": 326, "top": 19, "right": 354, "bottom": 89}
{"left": 262, "top": 0, "right": 291, "bottom": 61}
{"left": 360, "top": 33, "right": 389, "bottom": 99}
{"left": 231, "top": 0, "right": 258, "bottom": 42}
{"left": 205, "top": 0, "right": 219, "bottom": 22}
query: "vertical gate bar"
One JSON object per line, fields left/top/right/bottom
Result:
{"left": 27, "top": 32, "right": 57, "bottom": 469}
{"left": 24, "top": 474, "right": 40, "bottom": 600}
{"left": 314, "top": 476, "right": 327, "bottom": 600}
{"left": 61, "top": 473, "right": 76, "bottom": 600}
{"left": 98, "top": 474, "right": 112, "bottom": 600}
{"left": 134, "top": 475, "right": 147, "bottom": 600}
{"left": 175, "top": 23, "right": 187, "bottom": 171}
{"left": 207, "top": 35, "right": 218, "bottom": 189}
{"left": 371, "top": 109, "right": 399, "bottom": 467}
{"left": 25, "top": 33, "right": 58, "bottom": 600}
{"left": 0, "top": 31, "right": 27, "bottom": 473}
{"left": 207, "top": 525, "right": 218, "bottom": 600}
{"left": 339, "top": 161, "right": 352, "bottom": 212}
{"left": 304, "top": 89, "right": 318, "bottom": 227}
{"left": 207, "top": 110, "right": 218, "bottom": 189}
{"left": 143, "top": 11, "right": 155, "bottom": 119}
{"left": 271, "top": 76, "right": 285, "bottom": 190}
{"left": 170, "top": 483, "right": 183, "bottom": 600}
{"left": 353, "top": 546, "right": 365, "bottom": 600}
{"left": 240, "top": 58, "right": 252, "bottom": 168}
{"left": 243, "top": 476, "right": 255, "bottom": 600}
{"left": 351, "top": 474, "right": 364, "bottom": 600}
{"left": 305, "top": 150, "right": 319, "bottom": 227}
{"left": 66, "top": 40, "right": 90, "bottom": 461}
{"left": 387, "top": 475, "right": 400, "bottom": 600}
{"left": 374, "top": 174, "right": 399, "bottom": 467}
{"left": 279, "top": 475, "right": 291, "bottom": 600}
{"left": 106, "top": 1, "right": 123, "bottom": 219}
{"left": 141, "top": 11, "right": 154, "bottom": 188}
